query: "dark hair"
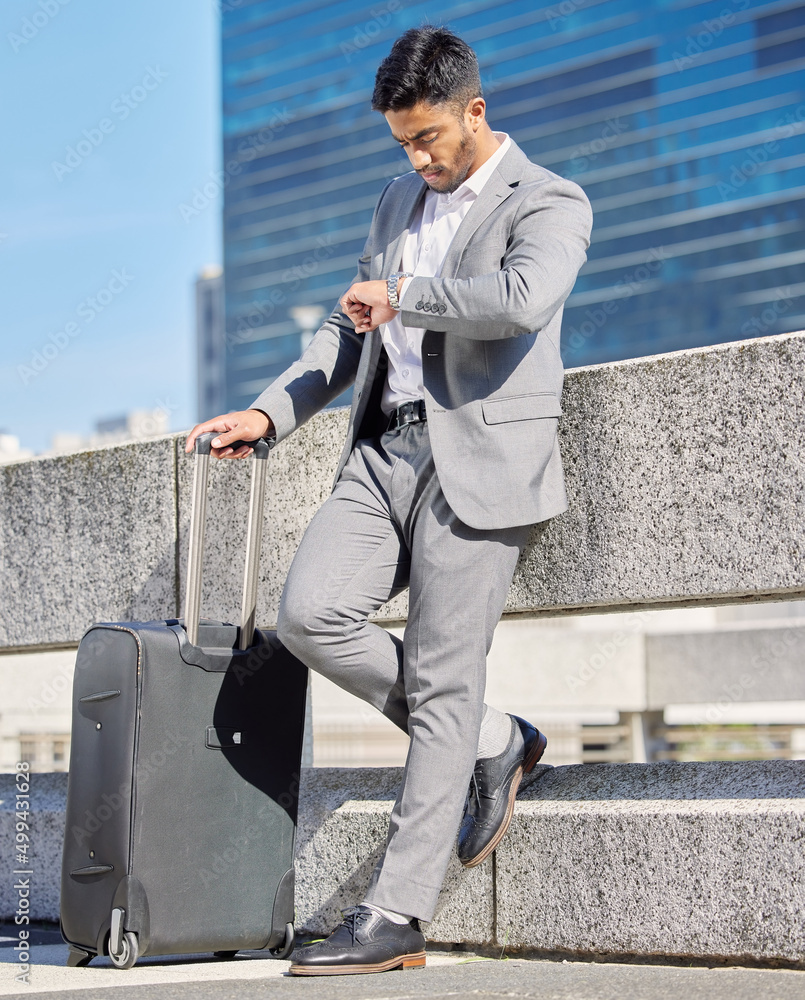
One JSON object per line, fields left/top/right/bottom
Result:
{"left": 372, "top": 27, "right": 482, "bottom": 116}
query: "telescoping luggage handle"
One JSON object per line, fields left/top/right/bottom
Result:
{"left": 185, "top": 432, "right": 270, "bottom": 650}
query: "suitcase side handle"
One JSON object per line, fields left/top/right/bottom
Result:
{"left": 185, "top": 432, "right": 270, "bottom": 648}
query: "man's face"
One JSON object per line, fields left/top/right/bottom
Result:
{"left": 384, "top": 100, "right": 482, "bottom": 195}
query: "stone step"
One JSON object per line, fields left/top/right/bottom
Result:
{"left": 6, "top": 761, "right": 802, "bottom": 962}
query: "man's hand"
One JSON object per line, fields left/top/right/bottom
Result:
{"left": 341, "top": 279, "right": 401, "bottom": 333}
{"left": 185, "top": 409, "right": 272, "bottom": 460}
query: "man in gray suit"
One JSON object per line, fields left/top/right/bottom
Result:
{"left": 187, "top": 26, "right": 591, "bottom": 976}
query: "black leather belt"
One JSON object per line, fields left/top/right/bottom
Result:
{"left": 387, "top": 399, "right": 427, "bottom": 431}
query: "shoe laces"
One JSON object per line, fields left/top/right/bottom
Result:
{"left": 468, "top": 770, "right": 481, "bottom": 813}
{"left": 339, "top": 906, "right": 373, "bottom": 945}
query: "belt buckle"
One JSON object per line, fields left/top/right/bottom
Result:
{"left": 389, "top": 400, "right": 424, "bottom": 431}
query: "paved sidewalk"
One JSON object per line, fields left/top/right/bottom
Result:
{"left": 2, "top": 933, "right": 804, "bottom": 1000}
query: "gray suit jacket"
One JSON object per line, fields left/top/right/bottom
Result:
{"left": 251, "top": 139, "right": 592, "bottom": 531}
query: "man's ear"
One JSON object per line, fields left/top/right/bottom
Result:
{"left": 466, "top": 96, "right": 486, "bottom": 132}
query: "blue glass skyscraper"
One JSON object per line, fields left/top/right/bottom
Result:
{"left": 220, "top": 0, "right": 804, "bottom": 412}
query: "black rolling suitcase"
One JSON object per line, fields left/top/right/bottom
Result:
{"left": 60, "top": 433, "right": 308, "bottom": 969}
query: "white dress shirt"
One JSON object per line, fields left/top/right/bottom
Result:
{"left": 380, "top": 132, "right": 511, "bottom": 415}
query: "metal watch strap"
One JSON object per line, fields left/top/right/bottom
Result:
{"left": 387, "top": 271, "right": 413, "bottom": 310}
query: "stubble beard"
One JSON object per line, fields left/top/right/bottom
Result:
{"left": 425, "top": 126, "right": 476, "bottom": 195}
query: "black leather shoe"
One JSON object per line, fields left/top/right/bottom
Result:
{"left": 458, "top": 714, "right": 547, "bottom": 868}
{"left": 288, "top": 905, "right": 426, "bottom": 976}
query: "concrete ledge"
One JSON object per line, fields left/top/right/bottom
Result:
{"left": 0, "top": 438, "right": 178, "bottom": 649}
{"left": 2, "top": 332, "right": 804, "bottom": 650}
{"left": 4, "top": 762, "right": 804, "bottom": 962}
{"left": 0, "top": 772, "right": 67, "bottom": 923}
{"left": 511, "top": 332, "right": 805, "bottom": 619}
{"left": 500, "top": 761, "right": 805, "bottom": 963}
{"left": 646, "top": 625, "right": 805, "bottom": 709}
{"left": 293, "top": 767, "right": 494, "bottom": 944}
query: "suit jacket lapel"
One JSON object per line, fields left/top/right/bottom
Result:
{"left": 440, "top": 140, "right": 530, "bottom": 278}
{"left": 377, "top": 172, "right": 426, "bottom": 279}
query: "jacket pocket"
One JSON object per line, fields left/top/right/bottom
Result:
{"left": 482, "top": 392, "right": 562, "bottom": 424}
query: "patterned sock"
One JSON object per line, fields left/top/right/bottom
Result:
{"left": 362, "top": 902, "right": 411, "bottom": 925}
{"left": 476, "top": 705, "right": 516, "bottom": 759}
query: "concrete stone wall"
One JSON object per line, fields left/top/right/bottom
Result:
{"left": 1, "top": 331, "right": 803, "bottom": 651}
{"left": 3, "top": 332, "right": 803, "bottom": 965}
{"left": 5, "top": 763, "right": 804, "bottom": 963}
{"left": 295, "top": 763, "right": 805, "bottom": 963}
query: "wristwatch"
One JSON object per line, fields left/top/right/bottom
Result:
{"left": 387, "top": 272, "right": 413, "bottom": 311}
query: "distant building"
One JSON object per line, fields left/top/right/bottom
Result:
{"left": 0, "top": 649, "right": 74, "bottom": 773}
{"left": 48, "top": 408, "right": 171, "bottom": 456}
{"left": 213, "top": 0, "right": 805, "bottom": 768}
{"left": 220, "top": 0, "right": 803, "bottom": 409}
{"left": 195, "top": 265, "right": 227, "bottom": 422}
{"left": 0, "top": 433, "right": 34, "bottom": 465}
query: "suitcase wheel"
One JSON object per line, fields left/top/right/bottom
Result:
{"left": 268, "top": 922, "right": 295, "bottom": 960}
{"left": 108, "top": 930, "right": 139, "bottom": 970}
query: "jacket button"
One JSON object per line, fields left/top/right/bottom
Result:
{"left": 440, "top": 304, "right": 447, "bottom": 314}
{"left": 415, "top": 301, "right": 423, "bottom": 310}
{"left": 424, "top": 302, "right": 432, "bottom": 312}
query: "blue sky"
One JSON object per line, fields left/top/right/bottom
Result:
{"left": 1, "top": 0, "right": 220, "bottom": 453}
